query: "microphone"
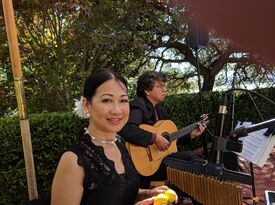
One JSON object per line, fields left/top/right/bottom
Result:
{"left": 214, "top": 93, "right": 228, "bottom": 139}
{"left": 231, "top": 118, "right": 275, "bottom": 138}
{"left": 208, "top": 93, "right": 229, "bottom": 164}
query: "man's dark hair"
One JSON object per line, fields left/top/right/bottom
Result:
{"left": 136, "top": 71, "right": 166, "bottom": 97}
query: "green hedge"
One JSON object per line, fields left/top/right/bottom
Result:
{"left": 0, "top": 88, "right": 274, "bottom": 204}
{"left": 163, "top": 88, "right": 275, "bottom": 149}
{"left": 0, "top": 112, "right": 87, "bottom": 205}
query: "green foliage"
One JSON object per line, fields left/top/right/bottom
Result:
{"left": 162, "top": 88, "right": 275, "bottom": 150}
{"left": 162, "top": 91, "right": 220, "bottom": 150}
{"left": 163, "top": 91, "right": 220, "bottom": 130}
{"left": 0, "top": 88, "right": 274, "bottom": 204}
{"left": 0, "top": 112, "right": 87, "bottom": 205}
{"left": 1, "top": 0, "right": 274, "bottom": 117}
{"left": 234, "top": 88, "right": 275, "bottom": 122}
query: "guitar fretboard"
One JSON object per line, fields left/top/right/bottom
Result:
{"left": 169, "top": 122, "right": 198, "bottom": 141}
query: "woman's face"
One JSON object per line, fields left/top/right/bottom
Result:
{"left": 86, "top": 79, "right": 129, "bottom": 135}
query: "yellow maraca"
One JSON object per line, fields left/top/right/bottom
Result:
{"left": 153, "top": 193, "right": 168, "bottom": 205}
{"left": 153, "top": 189, "right": 177, "bottom": 205}
{"left": 165, "top": 189, "right": 177, "bottom": 203}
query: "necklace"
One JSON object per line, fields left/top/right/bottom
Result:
{"left": 84, "top": 128, "right": 117, "bottom": 145}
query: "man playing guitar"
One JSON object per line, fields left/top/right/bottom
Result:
{"left": 118, "top": 71, "right": 207, "bottom": 204}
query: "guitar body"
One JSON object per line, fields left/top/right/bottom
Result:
{"left": 126, "top": 120, "right": 178, "bottom": 176}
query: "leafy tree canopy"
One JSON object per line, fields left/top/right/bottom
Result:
{"left": 0, "top": 0, "right": 274, "bottom": 116}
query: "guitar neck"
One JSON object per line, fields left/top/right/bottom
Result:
{"left": 170, "top": 122, "right": 198, "bottom": 141}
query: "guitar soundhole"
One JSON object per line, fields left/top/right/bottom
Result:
{"left": 162, "top": 132, "right": 171, "bottom": 142}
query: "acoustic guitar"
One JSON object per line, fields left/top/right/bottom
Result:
{"left": 126, "top": 114, "right": 209, "bottom": 176}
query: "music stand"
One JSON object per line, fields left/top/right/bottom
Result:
{"left": 208, "top": 83, "right": 275, "bottom": 205}
{"left": 229, "top": 69, "right": 258, "bottom": 205}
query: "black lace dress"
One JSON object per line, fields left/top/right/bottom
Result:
{"left": 68, "top": 134, "right": 140, "bottom": 205}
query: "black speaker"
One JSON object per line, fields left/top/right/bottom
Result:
{"left": 187, "top": 19, "right": 209, "bottom": 49}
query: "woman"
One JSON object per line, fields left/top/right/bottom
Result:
{"left": 51, "top": 69, "right": 176, "bottom": 205}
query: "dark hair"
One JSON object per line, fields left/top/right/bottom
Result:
{"left": 136, "top": 71, "right": 167, "bottom": 97}
{"left": 83, "top": 69, "right": 128, "bottom": 102}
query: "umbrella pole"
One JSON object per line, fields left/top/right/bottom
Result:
{"left": 2, "top": 0, "right": 38, "bottom": 200}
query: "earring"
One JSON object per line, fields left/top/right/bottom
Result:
{"left": 84, "top": 108, "right": 90, "bottom": 118}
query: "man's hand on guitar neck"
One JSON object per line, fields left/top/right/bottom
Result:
{"left": 155, "top": 134, "right": 170, "bottom": 151}
{"left": 190, "top": 123, "right": 207, "bottom": 139}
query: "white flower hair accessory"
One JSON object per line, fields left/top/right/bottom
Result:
{"left": 73, "top": 96, "right": 90, "bottom": 119}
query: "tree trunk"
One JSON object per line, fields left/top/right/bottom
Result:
{"left": 202, "top": 72, "right": 216, "bottom": 91}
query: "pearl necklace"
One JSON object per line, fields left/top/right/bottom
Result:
{"left": 84, "top": 128, "right": 117, "bottom": 145}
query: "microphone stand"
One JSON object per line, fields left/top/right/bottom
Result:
{"left": 230, "top": 68, "right": 237, "bottom": 132}
{"left": 189, "top": 18, "right": 214, "bottom": 158}
{"left": 194, "top": 47, "right": 209, "bottom": 158}
{"left": 208, "top": 93, "right": 229, "bottom": 165}
{"left": 191, "top": 29, "right": 214, "bottom": 157}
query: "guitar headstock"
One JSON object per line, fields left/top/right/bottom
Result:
{"left": 199, "top": 113, "right": 210, "bottom": 125}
